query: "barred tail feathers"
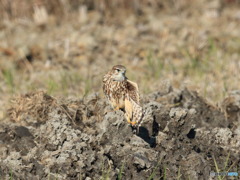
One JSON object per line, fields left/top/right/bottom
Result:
{"left": 131, "top": 99, "right": 144, "bottom": 127}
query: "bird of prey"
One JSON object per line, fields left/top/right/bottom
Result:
{"left": 103, "top": 65, "right": 143, "bottom": 128}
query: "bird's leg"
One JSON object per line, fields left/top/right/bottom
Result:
{"left": 125, "top": 113, "right": 131, "bottom": 123}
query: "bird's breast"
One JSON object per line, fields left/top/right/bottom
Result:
{"left": 108, "top": 81, "right": 126, "bottom": 108}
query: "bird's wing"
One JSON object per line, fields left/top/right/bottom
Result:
{"left": 102, "top": 74, "right": 110, "bottom": 100}
{"left": 126, "top": 79, "right": 139, "bottom": 103}
{"left": 125, "top": 80, "right": 143, "bottom": 127}
{"left": 102, "top": 81, "right": 107, "bottom": 96}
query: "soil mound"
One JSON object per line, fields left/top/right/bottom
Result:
{"left": 1, "top": 88, "right": 240, "bottom": 179}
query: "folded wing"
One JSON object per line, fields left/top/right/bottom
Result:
{"left": 125, "top": 80, "right": 143, "bottom": 127}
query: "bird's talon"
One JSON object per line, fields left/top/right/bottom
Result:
{"left": 131, "top": 121, "right": 136, "bottom": 126}
{"left": 126, "top": 117, "right": 136, "bottom": 126}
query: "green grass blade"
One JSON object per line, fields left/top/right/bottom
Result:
{"left": 223, "top": 152, "right": 230, "bottom": 171}
{"left": 163, "top": 165, "right": 167, "bottom": 180}
{"left": 177, "top": 166, "right": 182, "bottom": 180}
{"left": 213, "top": 155, "right": 222, "bottom": 180}
{"left": 117, "top": 161, "right": 125, "bottom": 180}
{"left": 2, "top": 69, "right": 15, "bottom": 93}
{"left": 148, "top": 157, "right": 162, "bottom": 180}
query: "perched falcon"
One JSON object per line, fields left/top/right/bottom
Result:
{"left": 103, "top": 65, "right": 143, "bottom": 127}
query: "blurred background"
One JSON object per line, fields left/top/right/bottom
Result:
{"left": 0, "top": 0, "right": 240, "bottom": 117}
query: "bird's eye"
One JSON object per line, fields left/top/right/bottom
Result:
{"left": 116, "top": 69, "right": 120, "bottom": 72}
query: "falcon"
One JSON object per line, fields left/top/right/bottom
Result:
{"left": 103, "top": 65, "right": 143, "bottom": 127}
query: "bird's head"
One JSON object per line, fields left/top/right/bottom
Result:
{"left": 111, "top": 65, "right": 127, "bottom": 82}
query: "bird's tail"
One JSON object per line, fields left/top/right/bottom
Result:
{"left": 131, "top": 99, "right": 144, "bottom": 128}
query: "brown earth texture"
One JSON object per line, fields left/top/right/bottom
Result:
{"left": 0, "top": 87, "right": 240, "bottom": 179}
{"left": 1, "top": 0, "right": 240, "bottom": 179}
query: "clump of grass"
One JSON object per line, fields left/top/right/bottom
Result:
{"left": 161, "top": 165, "right": 167, "bottom": 180}
{"left": 146, "top": 51, "right": 164, "bottom": 79}
{"left": 84, "top": 78, "right": 92, "bottom": 97}
{"left": 117, "top": 161, "right": 125, "bottom": 180}
{"left": 100, "top": 161, "right": 112, "bottom": 180}
{"left": 181, "top": 38, "right": 217, "bottom": 77}
{"left": 83, "top": 73, "right": 95, "bottom": 97}
{"left": 177, "top": 166, "right": 182, "bottom": 180}
{"left": 60, "top": 71, "right": 70, "bottom": 95}
{"left": 8, "top": 91, "right": 57, "bottom": 123}
{"left": 77, "top": 173, "right": 83, "bottom": 180}
{"left": 206, "top": 38, "right": 217, "bottom": 59}
{"left": 148, "top": 157, "right": 163, "bottom": 180}
{"left": 2, "top": 68, "right": 15, "bottom": 93}
{"left": 9, "top": 169, "right": 13, "bottom": 180}
{"left": 59, "top": 70, "right": 77, "bottom": 95}
{"left": 213, "top": 153, "right": 237, "bottom": 180}
{"left": 180, "top": 47, "right": 206, "bottom": 77}
{"left": 47, "top": 79, "right": 59, "bottom": 95}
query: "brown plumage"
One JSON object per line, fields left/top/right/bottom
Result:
{"left": 103, "top": 65, "right": 143, "bottom": 127}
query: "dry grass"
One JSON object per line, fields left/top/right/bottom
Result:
{"left": 1, "top": 0, "right": 239, "bottom": 23}
{"left": 7, "top": 91, "right": 57, "bottom": 124}
{"left": 0, "top": 0, "right": 156, "bottom": 24}
{"left": 1, "top": 0, "right": 240, "bottom": 121}
{"left": 7, "top": 90, "right": 92, "bottom": 125}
